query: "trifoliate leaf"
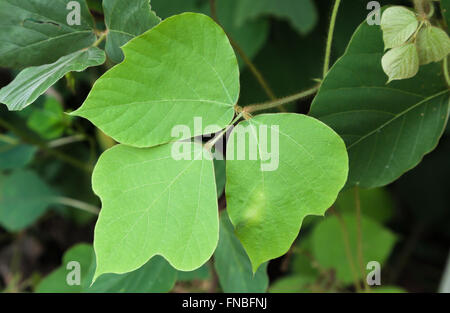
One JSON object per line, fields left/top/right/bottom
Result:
{"left": 381, "top": 6, "right": 418, "bottom": 50}
{"left": 92, "top": 142, "right": 219, "bottom": 280}
{"left": 226, "top": 113, "right": 348, "bottom": 271}
{"left": 382, "top": 44, "right": 419, "bottom": 83}
{"left": 416, "top": 26, "right": 450, "bottom": 65}
{"left": 72, "top": 13, "right": 239, "bottom": 148}
{"left": 0, "top": 47, "right": 105, "bottom": 111}
{"left": 0, "top": 0, "right": 96, "bottom": 69}
{"left": 103, "top": 0, "right": 161, "bottom": 63}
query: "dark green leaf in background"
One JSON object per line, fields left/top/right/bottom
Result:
{"left": 0, "top": 170, "right": 54, "bottom": 232}
{"left": 214, "top": 212, "right": 269, "bottom": 293}
{"left": 103, "top": 0, "right": 161, "bottom": 63}
{"left": 0, "top": 0, "right": 96, "bottom": 69}
{"left": 0, "top": 134, "right": 37, "bottom": 170}
{"left": 311, "top": 19, "right": 450, "bottom": 188}
{"left": 0, "top": 47, "right": 106, "bottom": 111}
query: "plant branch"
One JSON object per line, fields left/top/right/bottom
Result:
{"left": 243, "top": 86, "right": 319, "bottom": 114}
{"left": 209, "top": 0, "right": 281, "bottom": 109}
{"left": 0, "top": 117, "right": 93, "bottom": 172}
{"left": 354, "top": 186, "right": 370, "bottom": 292}
{"left": 323, "top": 0, "right": 342, "bottom": 78}
{"left": 93, "top": 31, "right": 108, "bottom": 47}
{"left": 52, "top": 197, "right": 100, "bottom": 215}
{"left": 331, "top": 207, "right": 362, "bottom": 292}
{"left": 205, "top": 112, "right": 243, "bottom": 150}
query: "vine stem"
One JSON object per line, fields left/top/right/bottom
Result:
{"left": 52, "top": 197, "right": 100, "bottom": 215}
{"left": 354, "top": 186, "right": 370, "bottom": 291}
{"left": 243, "top": 86, "right": 319, "bottom": 113}
{"left": 444, "top": 57, "right": 450, "bottom": 88}
{"left": 205, "top": 112, "right": 243, "bottom": 151}
{"left": 323, "top": 0, "right": 342, "bottom": 78}
{"left": 208, "top": 0, "right": 281, "bottom": 109}
{"left": 331, "top": 207, "right": 362, "bottom": 292}
{"left": 92, "top": 30, "right": 108, "bottom": 47}
{"left": 0, "top": 117, "right": 93, "bottom": 172}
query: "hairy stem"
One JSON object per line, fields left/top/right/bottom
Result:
{"left": 92, "top": 31, "right": 108, "bottom": 47}
{"left": 52, "top": 197, "right": 100, "bottom": 215}
{"left": 323, "top": 0, "right": 342, "bottom": 78}
{"left": 205, "top": 112, "right": 243, "bottom": 150}
{"left": 243, "top": 86, "right": 319, "bottom": 113}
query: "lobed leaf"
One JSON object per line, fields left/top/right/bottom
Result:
{"left": 226, "top": 113, "right": 348, "bottom": 271}
{"left": 72, "top": 13, "right": 238, "bottom": 148}
{"left": 92, "top": 142, "right": 219, "bottom": 280}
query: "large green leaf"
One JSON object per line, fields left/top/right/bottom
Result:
{"left": 92, "top": 142, "right": 219, "bottom": 280}
{"left": 214, "top": 212, "right": 268, "bottom": 293}
{"left": 103, "top": 0, "right": 160, "bottom": 63}
{"left": 234, "top": 0, "right": 317, "bottom": 35}
{"left": 0, "top": 0, "right": 96, "bottom": 68}
{"left": 311, "top": 214, "right": 397, "bottom": 284}
{"left": 226, "top": 113, "right": 348, "bottom": 271}
{"left": 310, "top": 19, "right": 450, "bottom": 188}
{"left": 72, "top": 13, "right": 238, "bottom": 148}
{"left": 0, "top": 47, "right": 105, "bottom": 111}
{"left": 152, "top": 0, "right": 269, "bottom": 69}
{"left": 0, "top": 170, "right": 54, "bottom": 232}
{"left": 37, "top": 244, "right": 177, "bottom": 293}
{"left": 0, "top": 135, "right": 37, "bottom": 170}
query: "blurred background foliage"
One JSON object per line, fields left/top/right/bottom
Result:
{"left": 0, "top": 0, "right": 449, "bottom": 293}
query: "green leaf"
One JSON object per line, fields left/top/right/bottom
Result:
{"left": 0, "top": 0, "right": 96, "bottom": 69}
{"left": 92, "top": 142, "right": 219, "bottom": 280}
{"left": 269, "top": 275, "right": 316, "bottom": 293}
{"left": 234, "top": 0, "right": 318, "bottom": 35}
{"left": 226, "top": 113, "right": 348, "bottom": 271}
{"left": 0, "top": 47, "right": 105, "bottom": 111}
{"left": 84, "top": 255, "right": 177, "bottom": 293}
{"left": 37, "top": 243, "right": 177, "bottom": 293}
{"left": 26, "top": 96, "right": 68, "bottom": 139}
{"left": 103, "top": 0, "right": 160, "bottom": 63}
{"left": 336, "top": 188, "right": 395, "bottom": 223}
{"left": 381, "top": 6, "right": 418, "bottom": 50}
{"left": 311, "top": 214, "right": 396, "bottom": 284}
{"left": 371, "top": 286, "right": 407, "bottom": 293}
{"left": 0, "top": 135, "right": 37, "bottom": 170}
{"left": 214, "top": 212, "right": 269, "bottom": 293}
{"left": 381, "top": 44, "right": 419, "bottom": 83}
{"left": 177, "top": 264, "right": 211, "bottom": 282}
{"left": 213, "top": 157, "right": 226, "bottom": 198}
{"left": 0, "top": 170, "right": 54, "bottom": 232}
{"left": 416, "top": 26, "right": 450, "bottom": 65}
{"left": 72, "top": 13, "right": 238, "bottom": 148}
{"left": 310, "top": 19, "right": 450, "bottom": 188}
{"left": 36, "top": 243, "right": 94, "bottom": 293}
